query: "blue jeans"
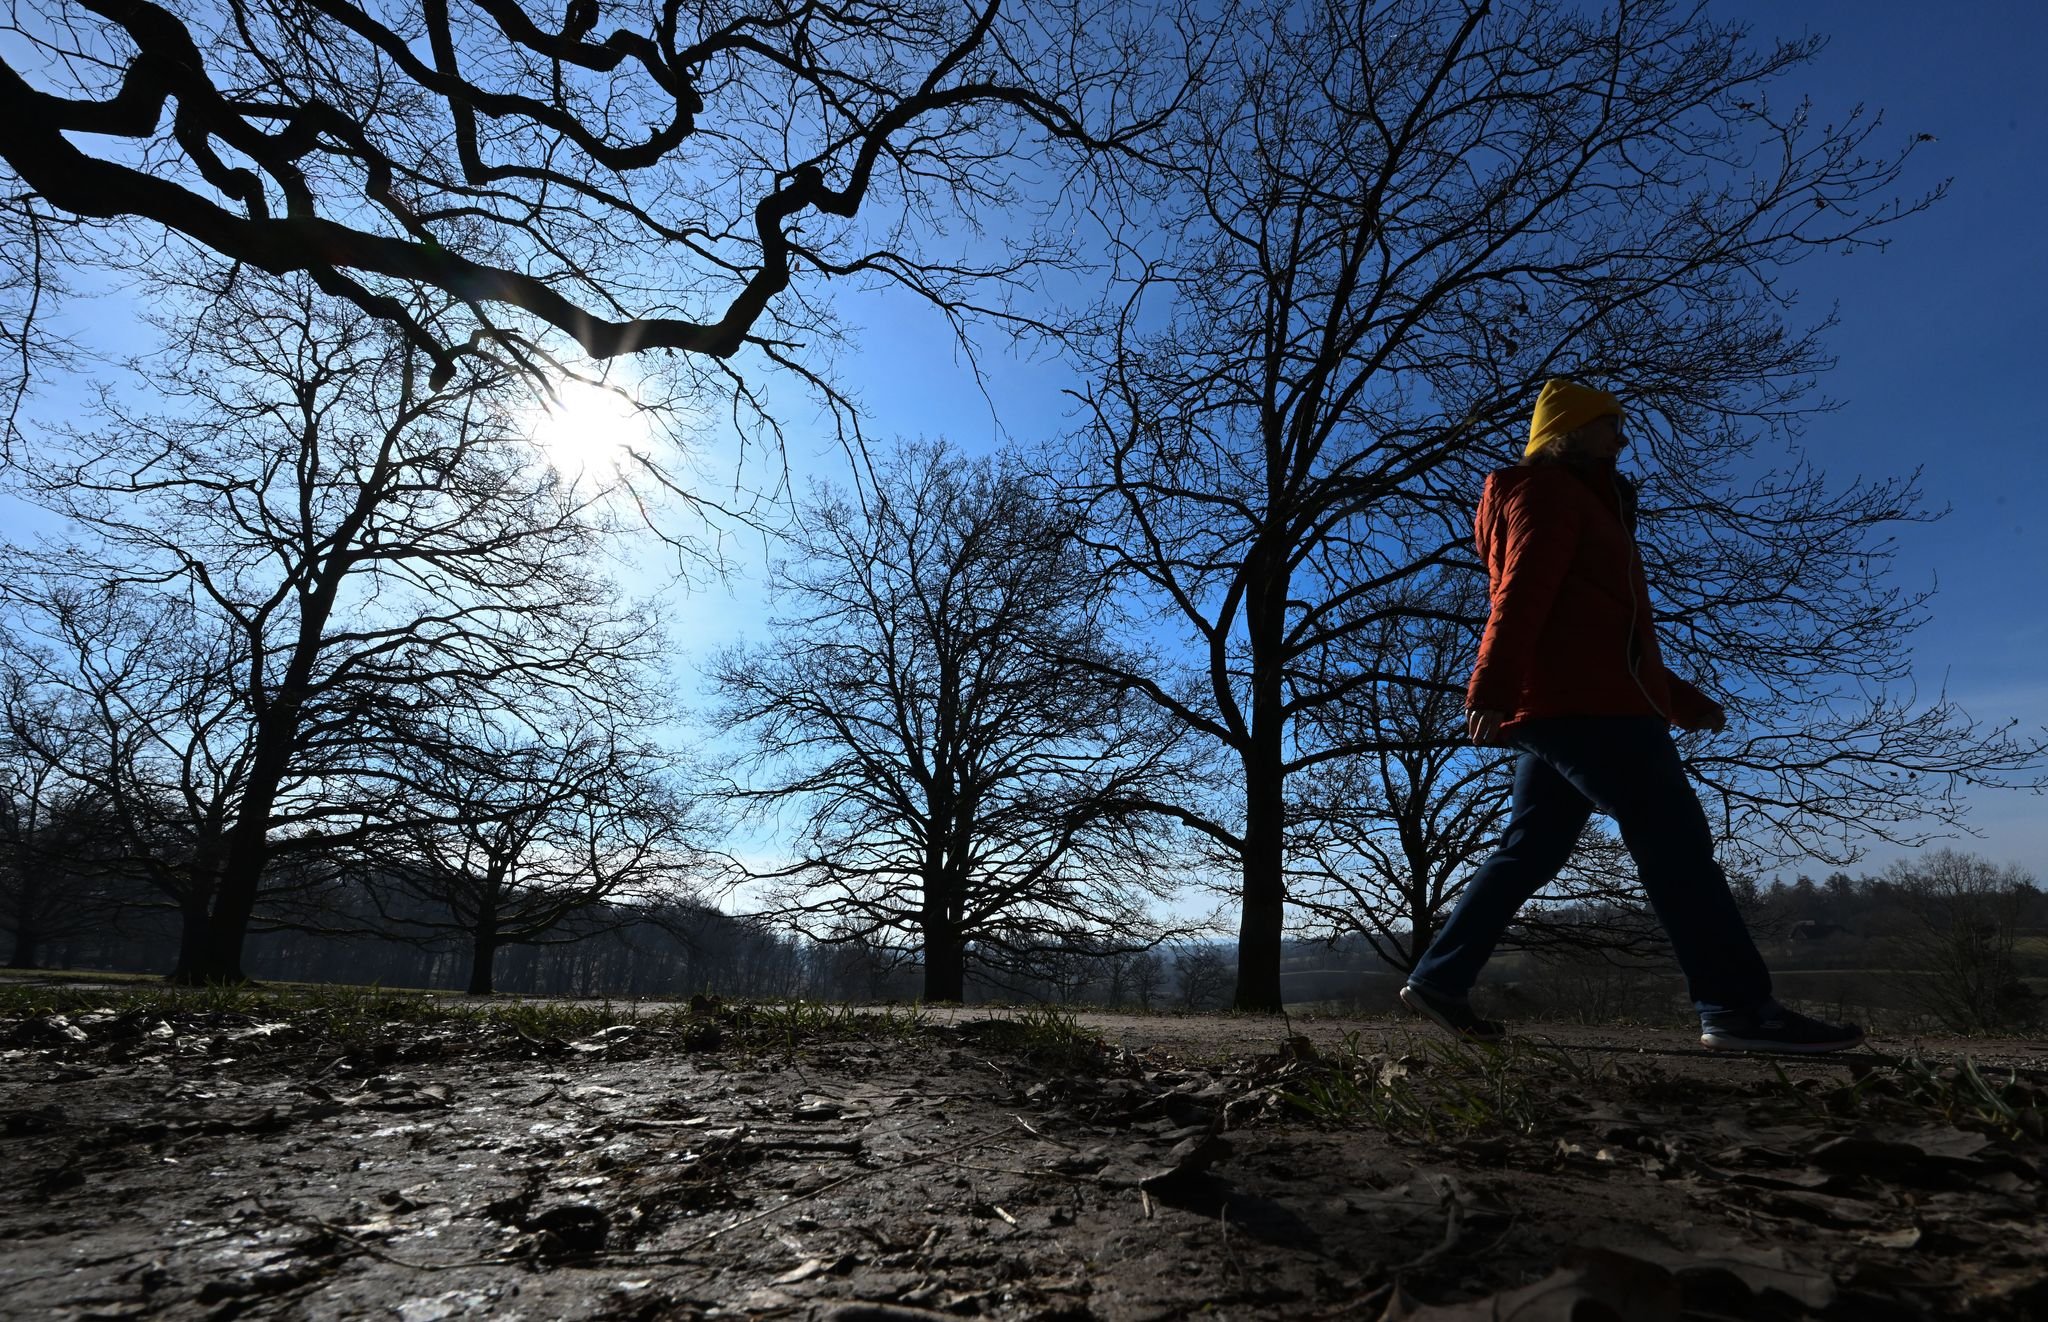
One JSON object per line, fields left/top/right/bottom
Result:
{"left": 1406, "top": 715, "right": 1772, "bottom": 1021}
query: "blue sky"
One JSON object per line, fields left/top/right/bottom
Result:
{"left": 5, "top": 1, "right": 2042, "bottom": 882}
{"left": 773, "top": 1, "right": 2048, "bottom": 878}
{"left": 1661, "top": 1, "right": 2048, "bottom": 871}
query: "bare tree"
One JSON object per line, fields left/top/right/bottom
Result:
{"left": 711, "top": 439, "right": 1185, "bottom": 1001}
{"left": 1878, "top": 850, "right": 2039, "bottom": 1033}
{"left": 368, "top": 714, "right": 696, "bottom": 995}
{"left": 0, "top": 194, "right": 102, "bottom": 463}
{"left": 1125, "top": 949, "right": 1166, "bottom": 1010}
{"left": 0, "top": 0, "right": 1191, "bottom": 404}
{"left": 0, "top": 675, "right": 130, "bottom": 967}
{"left": 2, "top": 274, "right": 657, "bottom": 982}
{"left": 2, "top": 581, "right": 261, "bottom": 974}
{"left": 1063, "top": 0, "right": 2037, "bottom": 1011}
{"left": 1171, "top": 941, "right": 1231, "bottom": 1011}
{"left": 1289, "top": 579, "right": 1511, "bottom": 972}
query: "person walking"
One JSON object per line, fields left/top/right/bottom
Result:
{"left": 1398, "top": 379, "right": 1865, "bottom": 1053}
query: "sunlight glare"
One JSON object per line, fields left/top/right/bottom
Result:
{"left": 526, "top": 378, "right": 650, "bottom": 486}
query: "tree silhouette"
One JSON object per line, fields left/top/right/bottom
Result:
{"left": 367, "top": 714, "right": 695, "bottom": 995}
{"left": 1880, "top": 850, "right": 2040, "bottom": 1033}
{"left": 2, "top": 275, "right": 657, "bottom": 982}
{"left": 0, "top": 679, "right": 130, "bottom": 968}
{"left": 2, "top": 581, "right": 270, "bottom": 977}
{"left": 0, "top": 0, "right": 1187, "bottom": 399}
{"left": 711, "top": 440, "right": 1184, "bottom": 1001}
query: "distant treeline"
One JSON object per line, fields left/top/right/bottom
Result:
{"left": 8, "top": 853, "right": 2043, "bottom": 1037}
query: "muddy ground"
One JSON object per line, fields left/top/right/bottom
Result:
{"left": 3, "top": 991, "right": 2046, "bottom": 1320}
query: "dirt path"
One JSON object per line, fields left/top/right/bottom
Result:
{"left": 4, "top": 998, "right": 2045, "bottom": 1319}
{"left": 985, "top": 1008, "right": 2048, "bottom": 1076}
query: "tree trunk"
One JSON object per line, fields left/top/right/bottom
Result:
{"left": 192, "top": 603, "right": 335, "bottom": 986}
{"left": 923, "top": 925, "right": 967, "bottom": 1003}
{"left": 467, "top": 930, "right": 497, "bottom": 995}
{"left": 7, "top": 924, "right": 38, "bottom": 970}
{"left": 1404, "top": 879, "right": 1435, "bottom": 973}
{"left": 168, "top": 886, "right": 214, "bottom": 983}
{"left": 1233, "top": 547, "right": 1289, "bottom": 1013}
{"left": 1235, "top": 761, "right": 1286, "bottom": 1012}
{"left": 465, "top": 885, "right": 501, "bottom": 995}
{"left": 190, "top": 895, "right": 256, "bottom": 984}
{"left": 192, "top": 787, "right": 285, "bottom": 985}
{"left": 918, "top": 794, "right": 970, "bottom": 1003}
{"left": 5, "top": 855, "right": 39, "bottom": 968}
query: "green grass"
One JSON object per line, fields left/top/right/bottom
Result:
{"left": 1274, "top": 1030, "right": 1598, "bottom": 1141}
{"left": 1276, "top": 1027, "right": 2048, "bottom": 1151}
{"left": 0, "top": 967, "right": 169, "bottom": 987}
{"left": 954, "top": 1003, "right": 1110, "bottom": 1071}
{"left": 0, "top": 983, "right": 1095, "bottom": 1070}
{"left": 0, "top": 980, "right": 507, "bottom": 1049}
{"left": 1843, "top": 1055, "right": 2048, "bottom": 1143}
{"left": 737, "top": 998, "right": 930, "bottom": 1059}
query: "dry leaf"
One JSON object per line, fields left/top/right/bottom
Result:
{"left": 1624, "top": 1243, "right": 1837, "bottom": 1311}
{"left": 1861, "top": 1226, "right": 1922, "bottom": 1249}
{"left": 772, "top": 1257, "right": 833, "bottom": 1286}
{"left": 1380, "top": 1246, "right": 1680, "bottom": 1320}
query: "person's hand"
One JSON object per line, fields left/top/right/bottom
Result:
{"left": 1466, "top": 707, "right": 1508, "bottom": 746}
{"left": 1681, "top": 701, "right": 1727, "bottom": 733}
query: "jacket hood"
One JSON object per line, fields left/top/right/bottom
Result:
{"left": 1526, "top": 378, "right": 1623, "bottom": 458}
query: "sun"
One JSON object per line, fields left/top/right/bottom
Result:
{"left": 524, "top": 377, "right": 651, "bottom": 485}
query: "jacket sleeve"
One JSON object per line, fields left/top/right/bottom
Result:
{"left": 1661, "top": 669, "right": 1722, "bottom": 730}
{"left": 1466, "top": 474, "right": 1582, "bottom": 712}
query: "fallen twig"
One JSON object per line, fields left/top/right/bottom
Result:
{"left": 642, "top": 1126, "right": 1007, "bottom": 1262}
{"left": 1392, "top": 1188, "right": 1464, "bottom": 1275}
{"left": 1010, "top": 1113, "right": 1081, "bottom": 1148}
{"left": 251, "top": 1200, "right": 519, "bottom": 1274}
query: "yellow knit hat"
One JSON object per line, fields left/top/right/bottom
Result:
{"left": 1526, "top": 378, "right": 1623, "bottom": 458}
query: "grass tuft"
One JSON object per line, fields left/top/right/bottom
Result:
{"left": 0, "top": 984, "right": 981, "bottom": 1069}
{"left": 957, "top": 1004, "right": 1109, "bottom": 1071}
{"left": 1273, "top": 1030, "right": 1602, "bottom": 1141}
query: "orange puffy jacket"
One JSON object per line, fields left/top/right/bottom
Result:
{"left": 1464, "top": 460, "right": 1720, "bottom": 734}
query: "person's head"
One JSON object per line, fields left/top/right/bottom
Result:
{"left": 1522, "top": 378, "right": 1625, "bottom": 466}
